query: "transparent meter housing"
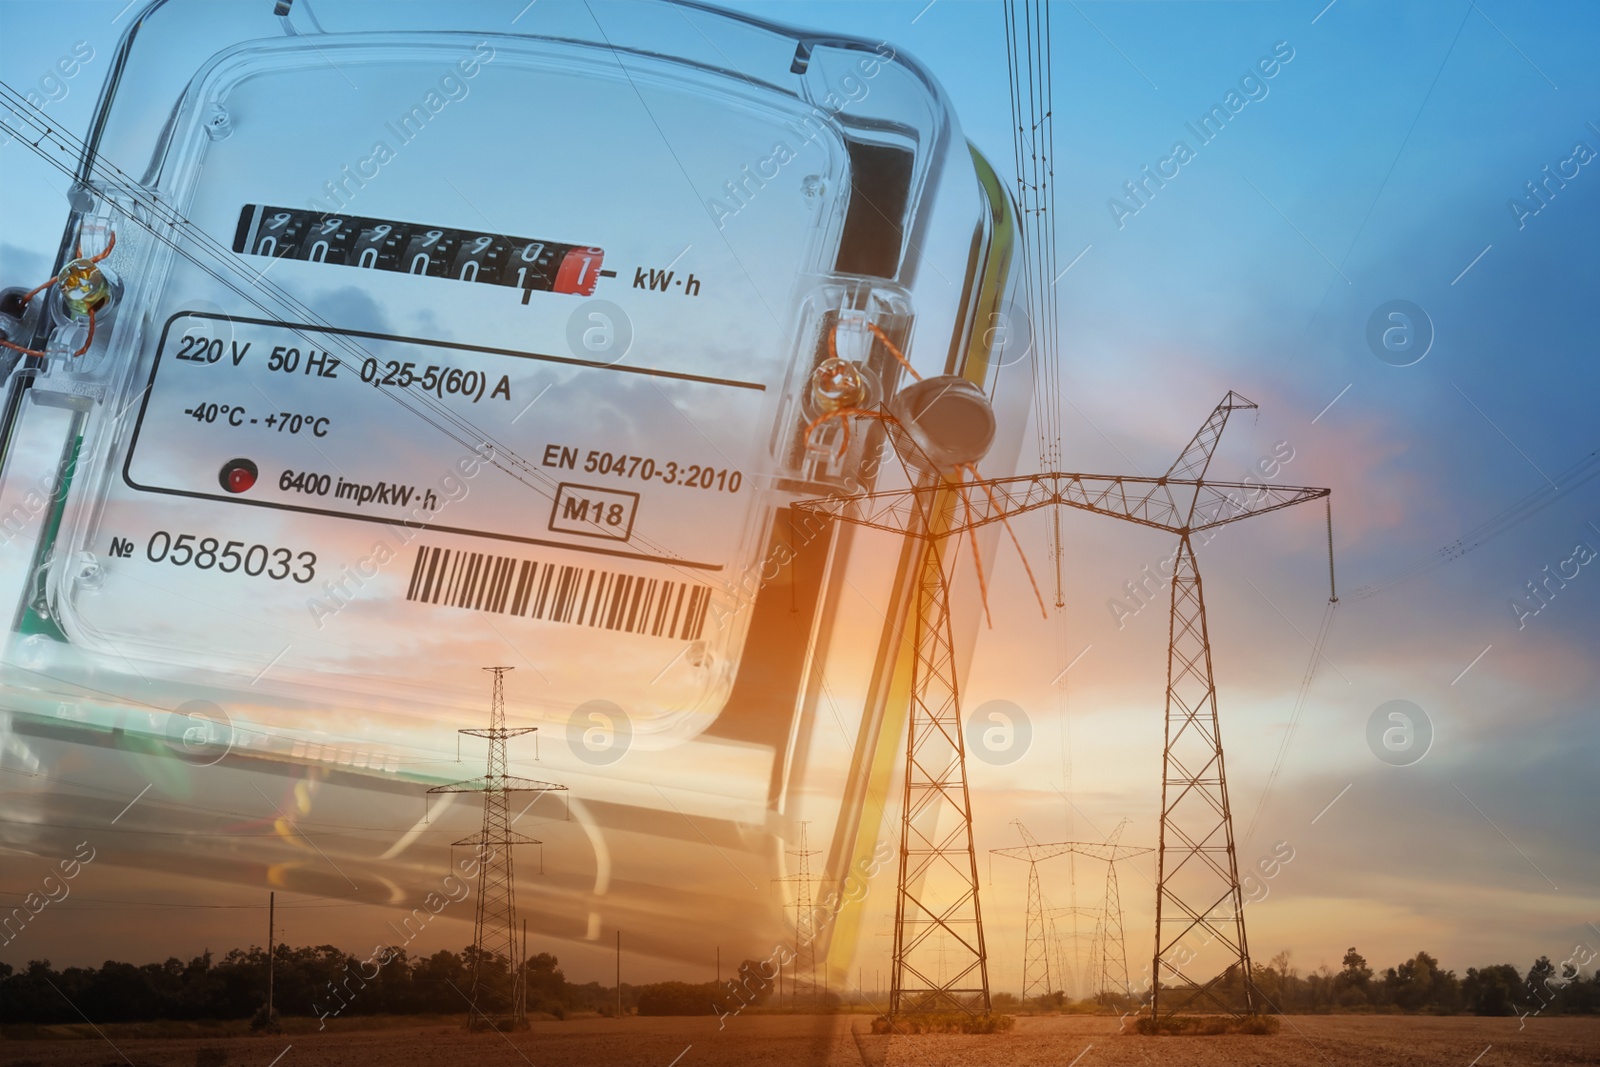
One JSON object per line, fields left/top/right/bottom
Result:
{"left": 0, "top": 0, "right": 1031, "bottom": 1018}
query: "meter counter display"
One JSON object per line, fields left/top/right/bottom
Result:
{"left": 234, "top": 205, "right": 609, "bottom": 297}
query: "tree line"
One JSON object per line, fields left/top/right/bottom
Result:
{"left": 3, "top": 946, "right": 591, "bottom": 1025}
{"left": 1010, "top": 947, "right": 1600, "bottom": 1018}
{"left": 1247, "top": 947, "right": 1600, "bottom": 1017}
{"left": 0, "top": 945, "right": 787, "bottom": 1025}
{"left": 1, "top": 944, "right": 1595, "bottom": 1024}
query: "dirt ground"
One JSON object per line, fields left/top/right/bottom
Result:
{"left": 3, "top": 1013, "right": 1596, "bottom": 1067}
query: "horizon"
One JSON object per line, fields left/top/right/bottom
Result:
{"left": 2, "top": 0, "right": 1597, "bottom": 1035}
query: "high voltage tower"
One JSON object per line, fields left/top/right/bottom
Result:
{"left": 989, "top": 822, "right": 1056, "bottom": 1002}
{"left": 1046, "top": 902, "right": 1100, "bottom": 999}
{"left": 994, "top": 0, "right": 1339, "bottom": 1022}
{"left": 883, "top": 511, "right": 990, "bottom": 1016}
{"left": 772, "top": 822, "right": 821, "bottom": 1003}
{"left": 992, "top": 820, "right": 1151, "bottom": 1003}
{"left": 1110, "top": 393, "right": 1333, "bottom": 1019}
{"left": 428, "top": 668, "right": 566, "bottom": 1030}
{"left": 1094, "top": 819, "right": 1142, "bottom": 1001}
{"left": 799, "top": 450, "right": 994, "bottom": 1016}
{"left": 800, "top": 391, "right": 1334, "bottom": 1020}
{"left": 1055, "top": 820, "right": 1147, "bottom": 1003}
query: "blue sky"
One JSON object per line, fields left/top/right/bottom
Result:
{"left": 2, "top": 0, "right": 1597, "bottom": 994}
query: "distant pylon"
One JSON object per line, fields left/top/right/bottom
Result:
{"left": 1021, "top": 851, "right": 1051, "bottom": 1000}
{"left": 994, "top": 821, "right": 1152, "bottom": 1002}
{"left": 990, "top": 821, "right": 1053, "bottom": 1001}
{"left": 772, "top": 822, "right": 821, "bottom": 1002}
{"left": 1097, "top": 818, "right": 1134, "bottom": 1000}
{"left": 428, "top": 668, "right": 566, "bottom": 1031}
{"left": 1047, "top": 903, "right": 1100, "bottom": 998}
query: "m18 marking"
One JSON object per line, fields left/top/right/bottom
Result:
{"left": 549, "top": 483, "right": 638, "bottom": 542}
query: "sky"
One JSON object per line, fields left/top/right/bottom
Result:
{"left": 1, "top": 0, "right": 1597, "bottom": 1005}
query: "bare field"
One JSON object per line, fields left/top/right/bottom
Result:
{"left": 3, "top": 1014, "right": 1597, "bottom": 1066}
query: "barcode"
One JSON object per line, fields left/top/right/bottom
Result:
{"left": 405, "top": 545, "right": 712, "bottom": 641}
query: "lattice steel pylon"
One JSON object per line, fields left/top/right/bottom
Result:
{"left": 1023, "top": 857, "right": 1053, "bottom": 1000}
{"left": 1020, "top": 857, "right": 1050, "bottom": 1000}
{"left": 1096, "top": 818, "right": 1136, "bottom": 1001}
{"left": 994, "top": 821, "right": 1152, "bottom": 1002}
{"left": 988, "top": 821, "right": 1055, "bottom": 1001}
{"left": 772, "top": 822, "right": 821, "bottom": 1003}
{"left": 799, "top": 391, "right": 1335, "bottom": 1021}
{"left": 1045, "top": 903, "right": 1100, "bottom": 999}
{"left": 795, "top": 455, "right": 992, "bottom": 1016}
{"left": 428, "top": 668, "right": 565, "bottom": 1031}
{"left": 886, "top": 513, "right": 991, "bottom": 1015}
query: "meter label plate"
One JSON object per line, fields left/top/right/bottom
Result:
{"left": 123, "top": 312, "right": 765, "bottom": 571}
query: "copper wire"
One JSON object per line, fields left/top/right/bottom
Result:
{"left": 89, "top": 230, "right": 117, "bottom": 262}
{"left": 1, "top": 259, "right": 55, "bottom": 355}
{"left": 866, "top": 321, "right": 921, "bottom": 382}
{"left": 806, "top": 406, "right": 851, "bottom": 459}
{"left": 966, "top": 464, "right": 1049, "bottom": 619}
{"left": 804, "top": 406, "right": 894, "bottom": 461}
{"left": 959, "top": 469, "right": 993, "bottom": 628}
{"left": 0, "top": 339, "right": 47, "bottom": 357}
{"left": 6, "top": 231, "right": 116, "bottom": 358}
{"left": 74, "top": 306, "right": 96, "bottom": 357}
{"left": 20, "top": 275, "right": 56, "bottom": 307}
{"left": 809, "top": 319, "right": 918, "bottom": 460}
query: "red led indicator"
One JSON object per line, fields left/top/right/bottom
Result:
{"left": 219, "top": 458, "right": 258, "bottom": 494}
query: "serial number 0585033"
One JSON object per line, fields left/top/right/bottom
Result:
{"left": 143, "top": 531, "right": 316, "bottom": 584}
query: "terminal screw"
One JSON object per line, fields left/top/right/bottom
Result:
{"left": 58, "top": 258, "right": 112, "bottom": 317}
{"left": 808, "top": 357, "right": 870, "bottom": 414}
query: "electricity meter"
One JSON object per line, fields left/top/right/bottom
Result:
{"left": 0, "top": 0, "right": 1031, "bottom": 1028}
